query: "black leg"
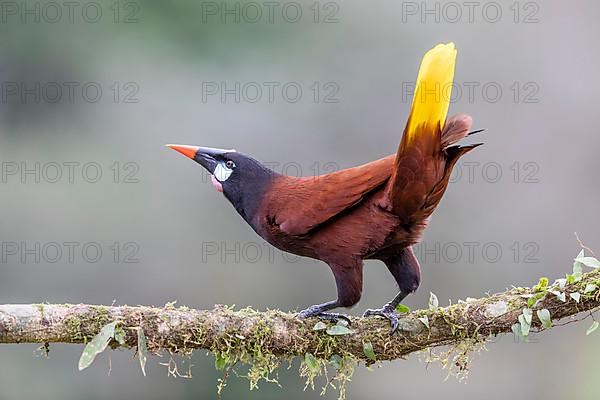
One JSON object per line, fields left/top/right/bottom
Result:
{"left": 362, "top": 247, "right": 421, "bottom": 334}
{"left": 362, "top": 291, "right": 409, "bottom": 333}
{"left": 297, "top": 260, "right": 363, "bottom": 325}
{"left": 297, "top": 300, "right": 351, "bottom": 324}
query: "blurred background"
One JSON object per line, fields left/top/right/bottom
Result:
{"left": 1, "top": 0, "right": 599, "bottom": 398}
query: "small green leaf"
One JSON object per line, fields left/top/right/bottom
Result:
{"left": 533, "top": 277, "right": 549, "bottom": 292}
{"left": 429, "top": 292, "right": 439, "bottom": 310}
{"left": 570, "top": 292, "right": 581, "bottom": 303}
{"left": 137, "top": 327, "right": 148, "bottom": 376}
{"left": 518, "top": 309, "right": 532, "bottom": 340}
{"left": 573, "top": 260, "right": 583, "bottom": 279}
{"left": 549, "top": 289, "right": 566, "bottom": 302}
{"left": 78, "top": 321, "right": 118, "bottom": 371}
{"left": 326, "top": 325, "right": 354, "bottom": 336}
{"left": 215, "top": 352, "right": 230, "bottom": 371}
{"left": 575, "top": 256, "right": 600, "bottom": 269}
{"left": 557, "top": 292, "right": 566, "bottom": 302}
{"left": 395, "top": 304, "right": 411, "bottom": 313}
{"left": 566, "top": 274, "right": 577, "bottom": 284}
{"left": 304, "top": 353, "right": 319, "bottom": 373}
{"left": 584, "top": 284, "right": 597, "bottom": 294}
{"left": 511, "top": 323, "right": 523, "bottom": 339}
{"left": 362, "top": 342, "right": 376, "bottom": 361}
{"left": 329, "top": 354, "right": 343, "bottom": 369}
{"left": 537, "top": 309, "right": 552, "bottom": 329}
{"left": 114, "top": 326, "right": 126, "bottom": 346}
{"left": 587, "top": 321, "right": 599, "bottom": 336}
{"left": 518, "top": 315, "right": 530, "bottom": 339}
{"left": 418, "top": 316, "right": 430, "bottom": 329}
{"left": 527, "top": 292, "right": 546, "bottom": 308}
{"left": 312, "top": 321, "right": 327, "bottom": 331}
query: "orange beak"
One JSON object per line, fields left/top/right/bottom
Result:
{"left": 166, "top": 144, "right": 200, "bottom": 160}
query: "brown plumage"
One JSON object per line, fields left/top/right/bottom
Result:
{"left": 256, "top": 114, "right": 479, "bottom": 318}
{"left": 167, "top": 43, "right": 484, "bottom": 331}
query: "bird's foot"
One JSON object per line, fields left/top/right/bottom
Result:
{"left": 362, "top": 305, "right": 402, "bottom": 334}
{"left": 297, "top": 306, "right": 351, "bottom": 325}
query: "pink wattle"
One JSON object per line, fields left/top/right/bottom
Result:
{"left": 211, "top": 175, "right": 223, "bottom": 192}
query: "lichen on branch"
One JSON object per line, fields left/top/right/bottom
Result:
{"left": 1, "top": 264, "right": 600, "bottom": 398}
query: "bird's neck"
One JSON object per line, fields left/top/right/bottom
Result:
{"left": 224, "top": 169, "right": 278, "bottom": 231}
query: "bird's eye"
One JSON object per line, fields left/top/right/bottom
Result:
{"left": 225, "top": 160, "right": 235, "bottom": 169}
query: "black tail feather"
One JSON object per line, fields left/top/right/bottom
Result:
{"left": 467, "top": 129, "right": 486, "bottom": 136}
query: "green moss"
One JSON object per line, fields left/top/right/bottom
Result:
{"left": 61, "top": 268, "right": 600, "bottom": 400}
{"left": 507, "top": 296, "right": 525, "bottom": 309}
{"left": 206, "top": 312, "right": 364, "bottom": 400}
{"left": 87, "top": 306, "right": 111, "bottom": 332}
{"left": 213, "top": 317, "right": 283, "bottom": 391}
{"left": 64, "top": 306, "right": 113, "bottom": 344}
{"left": 66, "top": 316, "right": 84, "bottom": 342}
{"left": 422, "top": 336, "right": 484, "bottom": 382}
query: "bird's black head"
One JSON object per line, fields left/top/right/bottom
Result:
{"left": 167, "top": 144, "right": 277, "bottom": 226}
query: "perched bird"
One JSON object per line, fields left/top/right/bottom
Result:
{"left": 168, "top": 43, "right": 483, "bottom": 332}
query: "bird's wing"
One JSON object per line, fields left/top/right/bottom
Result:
{"left": 265, "top": 155, "right": 395, "bottom": 236}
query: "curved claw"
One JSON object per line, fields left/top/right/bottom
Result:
{"left": 297, "top": 307, "right": 351, "bottom": 325}
{"left": 363, "top": 306, "right": 401, "bottom": 334}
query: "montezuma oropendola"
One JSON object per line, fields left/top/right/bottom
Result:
{"left": 167, "top": 43, "right": 483, "bottom": 333}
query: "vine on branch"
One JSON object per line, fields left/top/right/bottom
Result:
{"left": 1, "top": 249, "right": 599, "bottom": 399}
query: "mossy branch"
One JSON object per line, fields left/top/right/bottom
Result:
{"left": 1, "top": 270, "right": 600, "bottom": 364}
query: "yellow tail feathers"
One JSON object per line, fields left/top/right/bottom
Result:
{"left": 404, "top": 42, "right": 457, "bottom": 144}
